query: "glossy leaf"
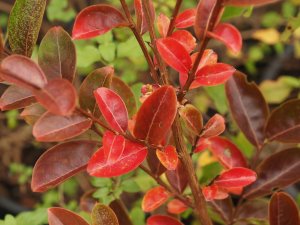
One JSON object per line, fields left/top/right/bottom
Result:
{"left": 166, "top": 161, "right": 188, "bottom": 193}
{"left": 134, "top": 0, "right": 155, "bottom": 35}
{"left": 224, "top": 0, "right": 281, "bottom": 6}
{"left": 175, "top": 9, "right": 196, "bottom": 28}
{"left": 167, "top": 199, "right": 188, "bottom": 214}
{"left": 225, "top": 71, "right": 269, "bottom": 148}
{"left": 147, "top": 215, "right": 183, "bottom": 225}
{"left": 38, "top": 26, "right": 76, "bottom": 82}
{"left": 34, "top": 79, "right": 77, "bottom": 116}
{"left": 156, "top": 38, "right": 192, "bottom": 74}
{"left": 157, "top": 13, "right": 170, "bottom": 37}
{"left": 72, "top": 5, "right": 129, "bottom": 39}
{"left": 48, "top": 207, "right": 89, "bottom": 225}
{"left": 79, "top": 67, "right": 113, "bottom": 115}
{"left": 8, "top": 0, "right": 46, "bottom": 56}
{"left": 91, "top": 203, "right": 119, "bottom": 225}
{"left": 142, "top": 186, "right": 170, "bottom": 212}
{"left": 214, "top": 167, "right": 257, "bottom": 188}
{"left": 194, "top": 0, "right": 217, "bottom": 40}
{"left": 0, "top": 55, "right": 47, "bottom": 89}
{"left": 0, "top": 86, "right": 35, "bottom": 110}
{"left": 87, "top": 135, "right": 147, "bottom": 177}
{"left": 265, "top": 99, "right": 300, "bottom": 143}
{"left": 21, "top": 103, "right": 46, "bottom": 125}
{"left": 269, "top": 192, "right": 300, "bottom": 225}
{"left": 94, "top": 87, "right": 128, "bottom": 133}
{"left": 33, "top": 111, "right": 92, "bottom": 142}
{"left": 32, "top": 141, "right": 98, "bottom": 192}
{"left": 202, "top": 114, "right": 225, "bottom": 138}
{"left": 209, "top": 23, "right": 242, "bottom": 54}
{"left": 134, "top": 86, "right": 177, "bottom": 145}
{"left": 203, "top": 184, "right": 229, "bottom": 201}
{"left": 179, "top": 104, "right": 203, "bottom": 136}
{"left": 244, "top": 148, "right": 300, "bottom": 199}
{"left": 156, "top": 145, "right": 178, "bottom": 170}
{"left": 171, "top": 30, "right": 196, "bottom": 53}
{"left": 194, "top": 63, "right": 236, "bottom": 87}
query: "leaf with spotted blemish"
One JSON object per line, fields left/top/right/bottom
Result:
{"left": 91, "top": 203, "right": 119, "bottom": 225}
{"left": 48, "top": 207, "right": 89, "bottom": 225}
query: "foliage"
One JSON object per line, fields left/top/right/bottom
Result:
{"left": 0, "top": 0, "right": 300, "bottom": 225}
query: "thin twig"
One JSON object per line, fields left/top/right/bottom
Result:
{"left": 167, "top": 0, "right": 183, "bottom": 36}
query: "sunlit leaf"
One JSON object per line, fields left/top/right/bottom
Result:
{"left": 244, "top": 148, "right": 300, "bottom": 199}
{"left": 175, "top": 9, "right": 196, "bottom": 29}
{"left": 94, "top": 87, "right": 128, "bottom": 133}
{"left": 157, "top": 13, "right": 170, "bottom": 37}
{"left": 72, "top": 5, "right": 129, "bottom": 39}
{"left": 38, "top": 26, "right": 76, "bottom": 82}
{"left": 147, "top": 148, "right": 167, "bottom": 176}
{"left": 167, "top": 199, "right": 188, "bottom": 214}
{"left": 31, "top": 141, "right": 98, "bottom": 192}
{"left": 142, "top": 186, "right": 170, "bottom": 212}
{"left": 203, "top": 184, "right": 229, "bottom": 201}
{"left": 202, "top": 114, "right": 225, "bottom": 138}
{"left": 33, "top": 111, "right": 92, "bottom": 142}
{"left": 156, "top": 145, "right": 178, "bottom": 170}
{"left": 134, "top": 86, "right": 177, "bottom": 145}
{"left": 91, "top": 203, "right": 119, "bottom": 225}
{"left": 225, "top": 71, "right": 269, "bottom": 148}
{"left": 156, "top": 38, "right": 192, "bottom": 74}
{"left": 171, "top": 30, "right": 196, "bottom": 53}
{"left": 48, "top": 207, "right": 89, "bottom": 225}
{"left": 179, "top": 104, "right": 203, "bottom": 136}
{"left": 147, "top": 215, "right": 183, "bottom": 225}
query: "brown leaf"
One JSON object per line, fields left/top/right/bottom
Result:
{"left": 91, "top": 203, "right": 119, "bottom": 225}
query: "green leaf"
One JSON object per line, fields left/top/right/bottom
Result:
{"left": 76, "top": 45, "right": 101, "bottom": 68}
{"left": 121, "top": 180, "right": 140, "bottom": 193}
{"left": 222, "top": 6, "right": 247, "bottom": 21}
{"left": 92, "top": 178, "right": 113, "bottom": 188}
{"left": 8, "top": 0, "right": 46, "bottom": 56}
{"left": 93, "top": 188, "right": 110, "bottom": 199}
{"left": 130, "top": 207, "right": 145, "bottom": 225}
{"left": 46, "top": 0, "right": 75, "bottom": 22}
{"left": 16, "top": 208, "right": 47, "bottom": 225}
{"left": 4, "top": 215, "right": 16, "bottom": 225}
{"left": 262, "top": 12, "right": 282, "bottom": 28}
{"left": 199, "top": 162, "right": 223, "bottom": 185}
{"left": 5, "top": 110, "right": 19, "bottom": 129}
{"left": 204, "top": 85, "right": 228, "bottom": 114}
{"left": 95, "top": 31, "right": 113, "bottom": 44}
{"left": 99, "top": 43, "right": 116, "bottom": 62}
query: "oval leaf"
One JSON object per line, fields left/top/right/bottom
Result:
{"left": 265, "top": 99, "right": 300, "bottom": 143}
{"left": 167, "top": 199, "right": 188, "bottom": 214}
{"left": 147, "top": 215, "right": 183, "bottom": 225}
{"left": 156, "top": 145, "right": 178, "bottom": 171}
{"left": 225, "top": 71, "right": 269, "bottom": 148}
{"left": 8, "top": 0, "right": 46, "bottom": 56}
{"left": 175, "top": 9, "right": 196, "bottom": 29}
{"left": 156, "top": 38, "right": 192, "bottom": 74}
{"left": 209, "top": 23, "right": 242, "bottom": 54}
{"left": 202, "top": 114, "right": 225, "bottom": 138}
{"left": 147, "top": 147, "right": 167, "bottom": 176}
{"left": 34, "top": 79, "right": 77, "bottom": 116}
{"left": 0, "top": 55, "right": 47, "bottom": 89}
{"left": 48, "top": 207, "right": 89, "bottom": 225}
{"left": 33, "top": 111, "right": 92, "bottom": 142}
{"left": 72, "top": 5, "right": 129, "bottom": 39}
{"left": 134, "top": 0, "right": 155, "bottom": 35}
{"left": 224, "top": 0, "right": 281, "bottom": 6}
{"left": 269, "top": 192, "right": 300, "bottom": 225}
{"left": 214, "top": 167, "right": 257, "bottom": 188}
{"left": 32, "top": 141, "right": 98, "bottom": 192}
{"left": 166, "top": 161, "right": 188, "bottom": 193}
{"left": 179, "top": 104, "right": 203, "bottom": 136}
{"left": 157, "top": 13, "right": 170, "bottom": 37}
{"left": 0, "top": 85, "right": 35, "bottom": 110}
{"left": 38, "top": 26, "right": 76, "bottom": 82}
{"left": 142, "top": 186, "right": 170, "bottom": 212}
{"left": 134, "top": 86, "right": 177, "bottom": 145}
{"left": 87, "top": 136, "right": 147, "bottom": 177}
{"left": 21, "top": 103, "right": 45, "bottom": 125}
{"left": 203, "top": 184, "right": 229, "bottom": 201}
{"left": 244, "top": 148, "right": 300, "bottom": 199}
{"left": 94, "top": 87, "right": 128, "bottom": 133}
{"left": 171, "top": 30, "right": 196, "bottom": 53}
{"left": 91, "top": 203, "right": 119, "bottom": 225}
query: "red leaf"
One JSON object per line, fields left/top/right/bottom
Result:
{"left": 33, "top": 111, "right": 92, "bottom": 142}
{"left": 31, "top": 141, "right": 98, "bottom": 192}
{"left": 166, "top": 161, "right": 188, "bottom": 193}
{"left": 156, "top": 38, "right": 192, "bottom": 74}
{"left": 21, "top": 103, "right": 45, "bottom": 125}
{"left": 0, "top": 86, "right": 35, "bottom": 110}
{"left": 202, "top": 114, "right": 225, "bottom": 138}
{"left": 134, "top": 86, "right": 177, "bottom": 145}
{"left": 202, "top": 184, "right": 229, "bottom": 201}
{"left": 147, "top": 215, "right": 184, "bottom": 225}
{"left": 269, "top": 192, "right": 300, "bottom": 225}
{"left": 142, "top": 186, "right": 170, "bottom": 212}
{"left": 214, "top": 168, "right": 257, "bottom": 188}
{"left": 134, "top": 0, "right": 155, "bottom": 35}
{"left": 195, "top": 137, "right": 247, "bottom": 168}
{"left": 171, "top": 30, "right": 196, "bottom": 53}
{"left": 0, "top": 55, "right": 47, "bottom": 89}
{"left": 179, "top": 104, "right": 203, "bottom": 136}
{"left": 194, "top": 0, "right": 217, "bottom": 40}
{"left": 72, "top": 4, "right": 129, "bottom": 40}
{"left": 94, "top": 87, "right": 128, "bottom": 133}
{"left": 167, "top": 199, "right": 188, "bottom": 214}
{"left": 209, "top": 23, "right": 242, "bottom": 54}
{"left": 87, "top": 134, "right": 147, "bottom": 177}
{"left": 147, "top": 148, "right": 167, "bottom": 176}
{"left": 157, "top": 13, "right": 170, "bottom": 37}
{"left": 224, "top": 0, "right": 280, "bottom": 6}
{"left": 175, "top": 9, "right": 196, "bottom": 29}
{"left": 156, "top": 145, "right": 178, "bottom": 170}
{"left": 194, "top": 63, "right": 236, "bottom": 87}
{"left": 48, "top": 207, "right": 89, "bottom": 225}
{"left": 224, "top": 187, "right": 243, "bottom": 195}
{"left": 34, "top": 79, "right": 77, "bottom": 116}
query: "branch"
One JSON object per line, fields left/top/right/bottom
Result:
{"left": 167, "top": 0, "right": 183, "bottom": 36}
